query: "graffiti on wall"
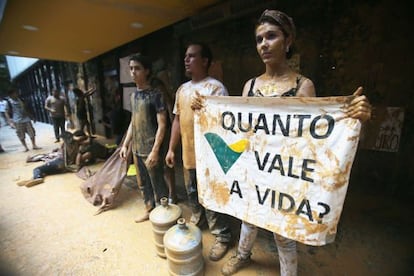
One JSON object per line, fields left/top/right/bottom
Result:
{"left": 359, "top": 107, "right": 404, "bottom": 152}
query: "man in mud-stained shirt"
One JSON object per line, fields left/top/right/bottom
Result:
{"left": 165, "top": 42, "right": 232, "bottom": 262}
{"left": 130, "top": 88, "right": 165, "bottom": 158}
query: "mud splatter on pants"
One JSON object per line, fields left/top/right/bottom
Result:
{"left": 185, "top": 169, "right": 231, "bottom": 243}
{"left": 238, "top": 221, "right": 297, "bottom": 276}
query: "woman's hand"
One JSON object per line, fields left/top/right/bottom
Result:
{"left": 346, "top": 87, "right": 372, "bottom": 122}
{"left": 191, "top": 91, "right": 205, "bottom": 110}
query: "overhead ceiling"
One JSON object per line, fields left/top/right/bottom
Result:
{"left": 0, "top": 0, "right": 222, "bottom": 63}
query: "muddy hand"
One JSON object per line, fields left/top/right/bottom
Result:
{"left": 165, "top": 150, "right": 175, "bottom": 168}
{"left": 145, "top": 152, "right": 158, "bottom": 169}
{"left": 191, "top": 91, "right": 205, "bottom": 110}
{"left": 346, "top": 87, "right": 372, "bottom": 122}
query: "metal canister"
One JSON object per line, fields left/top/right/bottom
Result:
{"left": 163, "top": 218, "right": 204, "bottom": 276}
{"left": 149, "top": 197, "right": 182, "bottom": 258}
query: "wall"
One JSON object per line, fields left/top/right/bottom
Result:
{"left": 170, "top": 0, "right": 414, "bottom": 198}
{"left": 12, "top": 0, "right": 414, "bottom": 197}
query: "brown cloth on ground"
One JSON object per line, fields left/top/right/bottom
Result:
{"left": 80, "top": 140, "right": 131, "bottom": 215}
{"left": 76, "top": 166, "right": 95, "bottom": 180}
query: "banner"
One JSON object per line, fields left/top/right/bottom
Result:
{"left": 194, "top": 96, "right": 361, "bottom": 246}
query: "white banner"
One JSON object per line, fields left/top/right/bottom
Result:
{"left": 194, "top": 96, "right": 361, "bottom": 246}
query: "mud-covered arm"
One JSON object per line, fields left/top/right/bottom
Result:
{"left": 146, "top": 110, "right": 167, "bottom": 168}
{"left": 346, "top": 87, "right": 371, "bottom": 122}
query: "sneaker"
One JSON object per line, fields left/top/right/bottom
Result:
{"left": 221, "top": 253, "right": 251, "bottom": 275}
{"left": 209, "top": 240, "right": 229, "bottom": 261}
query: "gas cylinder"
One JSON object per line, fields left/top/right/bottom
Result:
{"left": 149, "top": 197, "right": 182, "bottom": 258}
{"left": 163, "top": 218, "right": 204, "bottom": 276}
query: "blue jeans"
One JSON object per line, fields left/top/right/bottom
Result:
{"left": 136, "top": 154, "right": 168, "bottom": 209}
{"left": 33, "top": 157, "right": 66, "bottom": 179}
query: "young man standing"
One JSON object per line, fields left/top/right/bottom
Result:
{"left": 5, "top": 88, "right": 40, "bottom": 152}
{"left": 120, "top": 54, "right": 169, "bottom": 223}
{"left": 165, "top": 42, "right": 232, "bottom": 261}
{"left": 45, "top": 88, "right": 67, "bottom": 142}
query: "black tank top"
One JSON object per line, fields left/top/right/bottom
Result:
{"left": 247, "top": 76, "right": 303, "bottom": 97}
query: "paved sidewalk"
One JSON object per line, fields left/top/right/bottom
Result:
{"left": 0, "top": 123, "right": 267, "bottom": 275}
{"left": 0, "top": 122, "right": 411, "bottom": 275}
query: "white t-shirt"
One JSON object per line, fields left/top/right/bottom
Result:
{"left": 173, "top": 76, "right": 228, "bottom": 169}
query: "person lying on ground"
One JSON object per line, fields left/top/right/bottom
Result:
{"left": 16, "top": 130, "right": 110, "bottom": 187}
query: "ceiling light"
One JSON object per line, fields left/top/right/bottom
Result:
{"left": 7, "top": 50, "right": 19, "bottom": 55}
{"left": 82, "top": 49, "right": 92, "bottom": 54}
{"left": 130, "top": 22, "right": 143, "bottom": 29}
{"left": 22, "top": 25, "right": 39, "bottom": 31}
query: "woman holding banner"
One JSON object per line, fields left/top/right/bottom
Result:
{"left": 217, "top": 9, "right": 372, "bottom": 276}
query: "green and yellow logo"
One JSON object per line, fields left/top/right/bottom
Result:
{"left": 204, "top": 133, "right": 249, "bottom": 173}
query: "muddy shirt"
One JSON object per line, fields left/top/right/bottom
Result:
{"left": 173, "top": 76, "right": 228, "bottom": 169}
{"left": 130, "top": 87, "right": 166, "bottom": 157}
